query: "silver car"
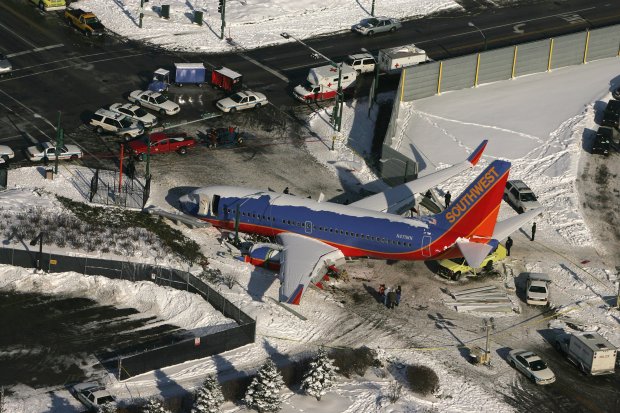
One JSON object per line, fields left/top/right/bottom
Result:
{"left": 352, "top": 17, "right": 402, "bottom": 36}
{"left": 507, "top": 349, "right": 556, "bottom": 385}
{"left": 0, "top": 145, "right": 15, "bottom": 162}
{"left": 504, "top": 180, "right": 542, "bottom": 213}
{"left": 0, "top": 53, "right": 12, "bottom": 76}
{"left": 71, "top": 382, "right": 116, "bottom": 412}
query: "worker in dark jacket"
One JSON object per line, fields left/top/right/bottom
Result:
{"left": 505, "top": 236, "right": 513, "bottom": 256}
{"left": 444, "top": 191, "right": 451, "bottom": 207}
{"left": 395, "top": 285, "right": 402, "bottom": 306}
{"left": 387, "top": 289, "right": 397, "bottom": 309}
{"left": 531, "top": 222, "right": 536, "bottom": 241}
{"left": 283, "top": 187, "right": 289, "bottom": 194}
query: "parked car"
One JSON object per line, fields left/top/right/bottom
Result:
{"left": 345, "top": 53, "right": 376, "bottom": 74}
{"left": 507, "top": 349, "right": 556, "bottom": 385}
{"left": 126, "top": 132, "right": 197, "bottom": 160}
{"left": 26, "top": 142, "right": 82, "bottom": 162}
{"left": 525, "top": 272, "right": 551, "bottom": 306}
{"left": 90, "top": 109, "right": 144, "bottom": 140}
{"left": 0, "top": 145, "right": 15, "bottom": 162}
{"left": 602, "top": 99, "right": 620, "bottom": 128}
{"left": 0, "top": 53, "right": 12, "bottom": 76}
{"left": 504, "top": 180, "right": 541, "bottom": 213}
{"left": 437, "top": 244, "right": 506, "bottom": 281}
{"left": 216, "top": 90, "right": 268, "bottom": 113}
{"left": 109, "top": 103, "right": 158, "bottom": 128}
{"left": 352, "top": 17, "right": 402, "bottom": 36}
{"left": 71, "top": 382, "right": 116, "bottom": 412}
{"left": 592, "top": 126, "right": 612, "bottom": 156}
{"left": 128, "top": 90, "right": 180, "bottom": 115}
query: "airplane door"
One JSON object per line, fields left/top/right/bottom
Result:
{"left": 304, "top": 221, "right": 313, "bottom": 234}
{"left": 422, "top": 234, "right": 431, "bottom": 257}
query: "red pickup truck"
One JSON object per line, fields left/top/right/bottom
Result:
{"left": 126, "top": 132, "right": 197, "bottom": 160}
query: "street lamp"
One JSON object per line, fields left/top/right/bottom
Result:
{"left": 29, "top": 231, "right": 45, "bottom": 271}
{"left": 468, "top": 21, "right": 487, "bottom": 51}
{"left": 280, "top": 32, "right": 344, "bottom": 132}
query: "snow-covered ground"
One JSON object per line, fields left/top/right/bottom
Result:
{"left": 75, "top": 0, "right": 458, "bottom": 52}
{"left": 2, "top": 1, "right": 620, "bottom": 411}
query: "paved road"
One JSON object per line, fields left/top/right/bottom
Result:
{"left": 1, "top": 0, "right": 619, "bottom": 164}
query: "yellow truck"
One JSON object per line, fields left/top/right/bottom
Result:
{"left": 65, "top": 8, "right": 105, "bottom": 36}
{"left": 30, "top": 0, "right": 66, "bottom": 12}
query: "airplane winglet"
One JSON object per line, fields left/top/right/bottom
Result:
{"left": 456, "top": 241, "right": 493, "bottom": 269}
{"left": 467, "top": 140, "right": 488, "bottom": 166}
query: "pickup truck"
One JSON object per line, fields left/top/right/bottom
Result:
{"left": 555, "top": 331, "right": 617, "bottom": 375}
{"left": 126, "top": 132, "right": 197, "bottom": 160}
{"left": 65, "top": 9, "right": 105, "bottom": 36}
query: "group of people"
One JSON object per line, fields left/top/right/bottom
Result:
{"left": 378, "top": 284, "right": 402, "bottom": 309}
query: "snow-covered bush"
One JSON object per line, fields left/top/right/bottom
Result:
{"left": 244, "top": 359, "right": 284, "bottom": 412}
{"left": 386, "top": 380, "right": 402, "bottom": 403}
{"left": 406, "top": 364, "right": 439, "bottom": 396}
{"left": 331, "top": 346, "right": 381, "bottom": 378}
{"left": 192, "top": 374, "right": 224, "bottom": 413}
{"left": 141, "top": 397, "right": 170, "bottom": 413}
{"left": 301, "top": 348, "right": 339, "bottom": 401}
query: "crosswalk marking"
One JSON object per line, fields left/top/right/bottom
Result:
{"left": 7, "top": 44, "right": 64, "bottom": 58}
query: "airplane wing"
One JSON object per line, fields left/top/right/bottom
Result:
{"left": 492, "top": 207, "right": 543, "bottom": 241}
{"left": 350, "top": 140, "right": 488, "bottom": 214}
{"left": 277, "top": 233, "right": 346, "bottom": 305}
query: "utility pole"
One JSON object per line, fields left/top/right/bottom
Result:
{"left": 54, "top": 111, "right": 62, "bottom": 175}
{"left": 218, "top": 0, "right": 226, "bottom": 40}
{"left": 483, "top": 318, "right": 495, "bottom": 366}
{"left": 371, "top": 0, "right": 376, "bottom": 16}
{"left": 139, "top": 0, "right": 144, "bottom": 28}
{"left": 280, "top": 32, "right": 343, "bottom": 132}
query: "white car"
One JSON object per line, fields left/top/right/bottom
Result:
{"left": 216, "top": 90, "right": 268, "bottom": 113}
{"left": 109, "top": 103, "right": 158, "bottom": 128}
{"left": 128, "top": 90, "right": 180, "bottom": 115}
{"left": 90, "top": 108, "right": 144, "bottom": 140}
{"left": 0, "top": 53, "right": 11, "bottom": 76}
{"left": 0, "top": 145, "right": 15, "bottom": 162}
{"left": 345, "top": 53, "right": 376, "bottom": 74}
{"left": 507, "top": 349, "right": 556, "bottom": 385}
{"left": 26, "top": 142, "right": 82, "bottom": 162}
{"left": 71, "top": 382, "right": 116, "bottom": 412}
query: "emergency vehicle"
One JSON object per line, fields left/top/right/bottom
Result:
{"left": 293, "top": 64, "right": 357, "bottom": 102}
{"left": 377, "top": 44, "right": 430, "bottom": 74}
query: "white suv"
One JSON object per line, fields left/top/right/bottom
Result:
{"left": 90, "top": 109, "right": 144, "bottom": 140}
{"left": 346, "top": 53, "right": 376, "bottom": 74}
{"left": 504, "top": 180, "right": 541, "bottom": 213}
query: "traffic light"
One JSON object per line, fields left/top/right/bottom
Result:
{"left": 218, "top": 0, "right": 223, "bottom": 13}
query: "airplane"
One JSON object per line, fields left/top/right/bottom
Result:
{"left": 179, "top": 140, "right": 541, "bottom": 305}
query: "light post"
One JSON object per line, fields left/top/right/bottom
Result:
{"left": 29, "top": 231, "right": 45, "bottom": 271}
{"left": 371, "top": 0, "right": 376, "bottom": 16}
{"left": 482, "top": 317, "right": 495, "bottom": 366}
{"left": 33, "top": 112, "right": 62, "bottom": 174}
{"left": 280, "top": 32, "right": 343, "bottom": 132}
{"left": 468, "top": 21, "right": 487, "bottom": 51}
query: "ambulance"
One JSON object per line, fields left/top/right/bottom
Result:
{"left": 293, "top": 64, "right": 357, "bottom": 102}
{"left": 377, "top": 44, "right": 430, "bottom": 74}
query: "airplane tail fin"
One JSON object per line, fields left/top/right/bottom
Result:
{"left": 435, "top": 160, "right": 511, "bottom": 241}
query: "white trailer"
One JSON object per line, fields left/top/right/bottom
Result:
{"left": 377, "top": 44, "right": 430, "bottom": 74}
{"left": 556, "top": 332, "right": 617, "bottom": 375}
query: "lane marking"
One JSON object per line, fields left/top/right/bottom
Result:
{"left": 416, "top": 7, "right": 596, "bottom": 46}
{"left": 238, "top": 52, "right": 289, "bottom": 82}
{"left": 513, "top": 23, "right": 525, "bottom": 34}
{"left": 0, "top": 21, "right": 38, "bottom": 49}
{"left": 7, "top": 44, "right": 64, "bottom": 58}
{"left": 0, "top": 52, "right": 150, "bottom": 83}
{"left": 281, "top": 62, "right": 320, "bottom": 71}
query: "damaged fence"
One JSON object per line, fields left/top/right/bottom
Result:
{"left": 0, "top": 247, "right": 256, "bottom": 380}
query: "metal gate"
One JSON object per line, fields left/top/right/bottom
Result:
{"left": 89, "top": 169, "right": 148, "bottom": 209}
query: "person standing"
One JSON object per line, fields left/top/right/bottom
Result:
{"left": 531, "top": 222, "right": 536, "bottom": 241}
{"left": 444, "top": 191, "right": 451, "bottom": 208}
{"left": 384, "top": 286, "right": 391, "bottom": 307}
{"left": 396, "top": 286, "right": 402, "bottom": 306}
{"left": 387, "top": 290, "right": 397, "bottom": 309}
{"left": 505, "top": 236, "right": 513, "bottom": 256}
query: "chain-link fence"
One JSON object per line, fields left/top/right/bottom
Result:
{"left": 89, "top": 168, "right": 148, "bottom": 209}
{"left": 0, "top": 246, "right": 256, "bottom": 380}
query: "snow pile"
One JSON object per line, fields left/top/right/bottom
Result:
{"left": 75, "top": 0, "right": 458, "bottom": 52}
{"left": 0, "top": 265, "right": 235, "bottom": 335}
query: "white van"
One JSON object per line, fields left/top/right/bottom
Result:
{"left": 556, "top": 332, "right": 617, "bottom": 375}
{"left": 293, "top": 64, "right": 357, "bottom": 102}
{"left": 377, "top": 44, "right": 430, "bottom": 74}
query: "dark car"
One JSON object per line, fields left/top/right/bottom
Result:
{"left": 592, "top": 126, "right": 612, "bottom": 156}
{"left": 602, "top": 99, "right": 620, "bottom": 128}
